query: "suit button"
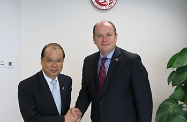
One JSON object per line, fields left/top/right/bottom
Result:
{"left": 99, "top": 102, "right": 102, "bottom": 105}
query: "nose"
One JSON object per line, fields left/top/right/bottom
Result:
{"left": 51, "top": 61, "right": 58, "bottom": 66}
{"left": 102, "top": 36, "right": 107, "bottom": 42}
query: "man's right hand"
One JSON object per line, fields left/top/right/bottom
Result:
{"left": 71, "top": 108, "right": 82, "bottom": 120}
{"left": 65, "top": 108, "right": 82, "bottom": 122}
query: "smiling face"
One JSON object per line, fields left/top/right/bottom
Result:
{"left": 41, "top": 44, "right": 64, "bottom": 80}
{"left": 93, "top": 21, "right": 117, "bottom": 57}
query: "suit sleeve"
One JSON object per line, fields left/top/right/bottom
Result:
{"left": 131, "top": 54, "right": 153, "bottom": 122}
{"left": 18, "top": 81, "right": 65, "bottom": 122}
{"left": 75, "top": 58, "right": 91, "bottom": 115}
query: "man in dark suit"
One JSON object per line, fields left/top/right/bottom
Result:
{"left": 73, "top": 21, "right": 153, "bottom": 122}
{"left": 18, "top": 43, "right": 81, "bottom": 122}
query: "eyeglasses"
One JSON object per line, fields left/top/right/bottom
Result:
{"left": 44, "top": 58, "right": 63, "bottom": 65}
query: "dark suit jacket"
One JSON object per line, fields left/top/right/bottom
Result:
{"left": 75, "top": 47, "right": 153, "bottom": 122}
{"left": 18, "top": 70, "right": 72, "bottom": 122}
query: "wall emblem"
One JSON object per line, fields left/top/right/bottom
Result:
{"left": 91, "top": 0, "right": 117, "bottom": 10}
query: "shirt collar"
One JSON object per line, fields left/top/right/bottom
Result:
{"left": 100, "top": 48, "right": 115, "bottom": 59}
{"left": 42, "top": 70, "right": 58, "bottom": 84}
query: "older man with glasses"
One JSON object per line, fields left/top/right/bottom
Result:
{"left": 18, "top": 43, "right": 81, "bottom": 122}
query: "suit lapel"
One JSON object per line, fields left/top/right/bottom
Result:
{"left": 102, "top": 47, "right": 121, "bottom": 97}
{"left": 92, "top": 52, "right": 101, "bottom": 98}
{"left": 58, "top": 75, "right": 65, "bottom": 114}
{"left": 37, "top": 71, "right": 59, "bottom": 114}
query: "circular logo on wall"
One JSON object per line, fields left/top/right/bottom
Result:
{"left": 91, "top": 0, "right": 117, "bottom": 10}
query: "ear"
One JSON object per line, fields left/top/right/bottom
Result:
{"left": 115, "top": 33, "right": 118, "bottom": 42}
{"left": 40, "top": 58, "right": 43, "bottom": 64}
{"left": 93, "top": 36, "right": 96, "bottom": 44}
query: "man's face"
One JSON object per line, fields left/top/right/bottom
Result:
{"left": 93, "top": 22, "right": 117, "bottom": 57}
{"left": 41, "top": 46, "right": 64, "bottom": 80}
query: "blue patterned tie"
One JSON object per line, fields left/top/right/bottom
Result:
{"left": 51, "top": 80, "right": 61, "bottom": 115}
{"left": 98, "top": 57, "right": 107, "bottom": 96}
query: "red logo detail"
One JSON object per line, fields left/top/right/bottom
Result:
{"left": 91, "top": 0, "right": 117, "bottom": 10}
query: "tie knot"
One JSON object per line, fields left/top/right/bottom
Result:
{"left": 51, "top": 80, "right": 57, "bottom": 85}
{"left": 102, "top": 57, "right": 107, "bottom": 63}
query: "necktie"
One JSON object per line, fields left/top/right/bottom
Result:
{"left": 51, "top": 80, "right": 61, "bottom": 115}
{"left": 98, "top": 57, "right": 107, "bottom": 96}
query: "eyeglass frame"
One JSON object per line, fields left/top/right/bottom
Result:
{"left": 42, "top": 57, "right": 64, "bottom": 65}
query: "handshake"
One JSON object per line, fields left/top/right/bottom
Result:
{"left": 65, "top": 107, "right": 82, "bottom": 122}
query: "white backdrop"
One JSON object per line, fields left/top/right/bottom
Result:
{"left": 1, "top": 0, "right": 187, "bottom": 122}
{"left": 0, "top": 0, "right": 21, "bottom": 122}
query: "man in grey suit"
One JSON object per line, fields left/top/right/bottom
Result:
{"left": 18, "top": 43, "right": 81, "bottom": 122}
{"left": 73, "top": 20, "right": 153, "bottom": 122}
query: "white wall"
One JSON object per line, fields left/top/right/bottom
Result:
{"left": 1, "top": 0, "right": 187, "bottom": 122}
{"left": 0, "top": 0, "right": 21, "bottom": 121}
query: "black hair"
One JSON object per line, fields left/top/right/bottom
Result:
{"left": 41, "top": 43, "right": 65, "bottom": 59}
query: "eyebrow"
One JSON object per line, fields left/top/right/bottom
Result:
{"left": 46, "top": 57, "right": 63, "bottom": 60}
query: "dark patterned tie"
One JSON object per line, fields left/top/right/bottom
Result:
{"left": 98, "top": 57, "right": 107, "bottom": 96}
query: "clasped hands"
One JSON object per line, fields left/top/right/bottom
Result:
{"left": 65, "top": 108, "right": 82, "bottom": 122}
